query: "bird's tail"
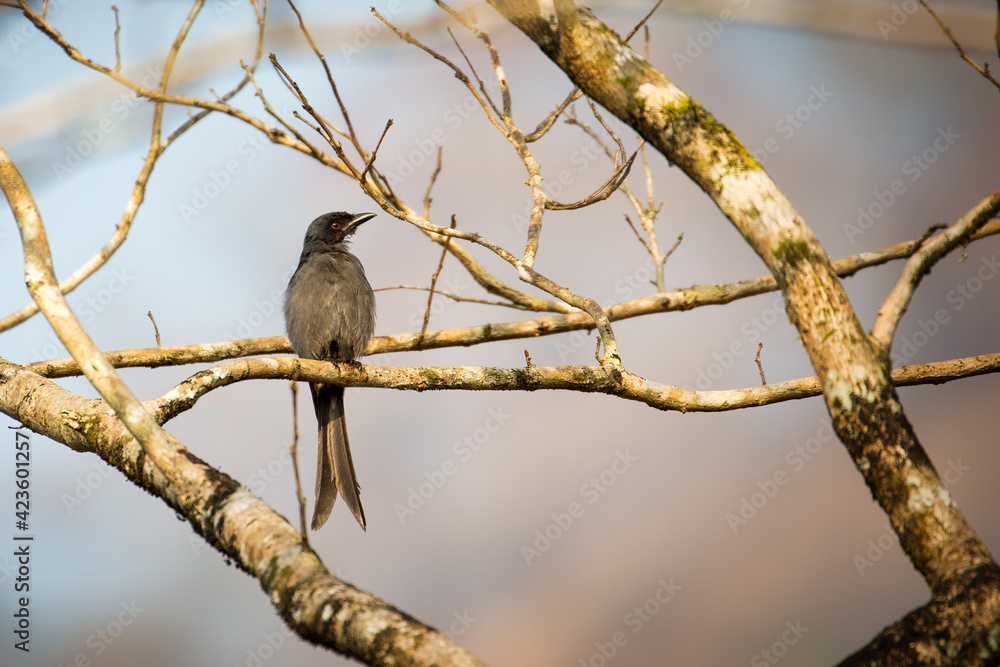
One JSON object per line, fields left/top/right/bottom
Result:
{"left": 311, "top": 384, "right": 366, "bottom": 531}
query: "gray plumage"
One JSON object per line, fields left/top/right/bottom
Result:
{"left": 284, "top": 211, "right": 376, "bottom": 531}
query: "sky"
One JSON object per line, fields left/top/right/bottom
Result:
{"left": 1, "top": 1, "right": 999, "bottom": 666}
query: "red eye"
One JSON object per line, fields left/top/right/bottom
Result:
{"left": 331, "top": 222, "right": 340, "bottom": 230}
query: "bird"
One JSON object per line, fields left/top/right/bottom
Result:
{"left": 284, "top": 211, "right": 377, "bottom": 531}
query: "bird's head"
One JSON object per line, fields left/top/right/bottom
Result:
{"left": 303, "top": 211, "right": 376, "bottom": 246}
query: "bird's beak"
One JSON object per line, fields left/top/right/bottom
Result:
{"left": 349, "top": 212, "right": 377, "bottom": 229}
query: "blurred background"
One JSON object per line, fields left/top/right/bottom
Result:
{"left": 1, "top": 1, "right": 998, "bottom": 665}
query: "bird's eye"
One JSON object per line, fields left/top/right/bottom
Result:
{"left": 331, "top": 222, "right": 340, "bottom": 230}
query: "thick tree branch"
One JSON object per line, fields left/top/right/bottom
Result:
{"left": 0, "top": 358, "right": 483, "bottom": 667}
{"left": 1, "top": 145, "right": 191, "bottom": 487}
{"left": 487, "top": 0, "right": 1000, "bottom": 662}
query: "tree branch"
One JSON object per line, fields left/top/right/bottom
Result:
{"left": 872, "top": 187, "right": 1000, "bottom": 348}
{"left": 142, "top": 351, "right": 1000, "bottom": 426}
{"left": 27, "top": 219, "right": 1000, "bottom": 380}
{"left": 0, "top": 358, "right": 484, "bottom": 667}
{"left": 0, "top": 0, "right": 269, "bottom": 334}
{"left": 487, "top": 0, "right": 1000, "bottom": 661}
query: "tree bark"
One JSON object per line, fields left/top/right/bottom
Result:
{"left": 0, "top": 357, "right": 484, "bottom": 667}
{"left": 487, "top": 1, "right": 1000, "bottom": 663}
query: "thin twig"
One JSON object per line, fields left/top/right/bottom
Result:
{"left": 8, "top": 8, "right": 352, "bottom": 184}
{"left": 359, "top": 119, "right": 393, "bottom": 186}
{"left": 286, "top": 0, "right": 366, "bottom": 155}
{"left": 375, "top": 286, "right": 518, "bottom": 309}
{"left": 423, "top": 147, "right": 443, "bottom": 219}
{"left": 268, "top": 54, "right": 346, "bottom": 150}
{"left": 164, "top": 0, "right": 267, "bottom": 145}
{"left": 420, "top": 216, "right": 457, "bottom": 341}
{"left": 624, "top": 214, "right": 653, "bottom": 254}
{"left": 112, "top": 5, "right": 122, "bottom": 73}
{"left": 272, "top": 56, "right": 341, "bottom": 145}
{"left": 242, "top": 59, "right": 334, "bottom": 177}
{"left": 625, "top": 0, "right": 665, "bottom": 41}
{"left": 372, "top": 8, "right": 508, "bottom": 137}
{"left": 446, "top": 27, "right": 503, "bottom": 122}
{"left": 524, "top": 89, "right": 582, "bottom": 142}
{"left": 288, "top": 383, "right": 310, "bottom": 544}
{"left": 545, "top": 150, "right": 638, "bottom": 210}
{"left": 755, "top": 343, "right": 766, "bottom": 385}
{"left": 583, "top": 95, "right": 626, "bottom": 164}
{"left": 663, "top": 233, "right": 684, "bottom": 263}
{"left": 147, "top": 311, "right": 161, "bottom": 348}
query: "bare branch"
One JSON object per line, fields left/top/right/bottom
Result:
{"left": 288, "top": 383, "right": 309, "bottom": 545}
{"left": 0, "top": 357, "right": 484, "bottom": 666}
{"left": 624, "top": 0, "right": 665, "bottom": 41}
{"left": 423, "top": 146, "right": 443, "bottom": 219}
{"left": 286, "top": 0, "right": 367, "bottom": 155}
{"left": 0, "top": 146, "right": 186, "bottom": 484}
{"left": 270, "top": 54, "right": 345, "bottom": 150}
{"left": 920, "top": 0, "right": 1000, "bottom": 91}
{"left": 372, "top": 8, "right": 507, "bottom": 137}
{"left": 376, "top": 285, "right": 516, "bottom": 309}
{"left": 1, "top": 0, "right": 257, "bottom": 333}
{"left": 438, "top": 1, "right": 512, "bottom": 120}
{"left": 623, "top": 213, "right": 654, "bottom": 255}
{"left": 143, "top": 351, "right": 1000, "bottom": 427}
{"left": 359, "top": 119, "right": 393, "bottom": 185}
{"left": 146, "top": 311, "right": 161, "bottom": 348}
{"left": 164, "top": 0, "right": 268, "bottom": 144}
{"left": 489, "top": 2, "right": 997, "bottom": 617}
{"left": 30, "top": 220, "right": 1000, "bottom": 379}
{"left": 524, "top": 88, "right": 582, "bottom": 142}
{"left": 420, "top": 215, "right": 457, "bottom": 341}
{"left": 546, "top": 148, "right": 637, "bottom": 210}
{"left": 446, "top": 27, "right": 504, "bottom": 122}
{"left": 755, "top": 342, "right": 766, "bottom": 385}
{"left": 111, "top": 5, "right": 121, "bottom": 73}
{"left": 872, "top": 187, "right": 1000, "bottom": 348}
